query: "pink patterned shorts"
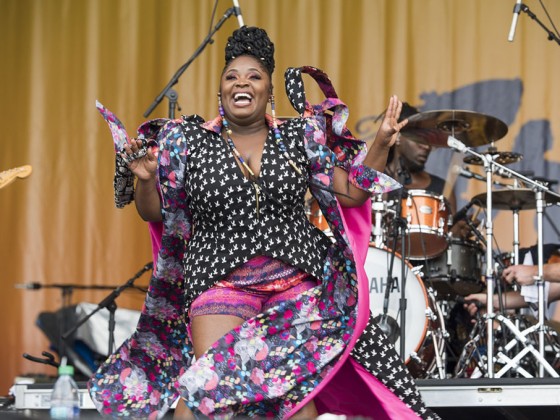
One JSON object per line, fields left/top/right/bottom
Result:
{"left": 189, "top": 255, "right": 318, "bottom": 320}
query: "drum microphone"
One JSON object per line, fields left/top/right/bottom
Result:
{"left": 452, "top": 200, "right": 475, "bottom": 225}
{"left": 374, "top": 314, "right": 400, "bottom": 343}
{"left": 455, "top": 166, "right": 486, "bottom": 182}
{"left": 508, "top": 0, "right": 523, "bottom": 42}
{"left": 232, "top": 0, "right": 245, "bottom": 27}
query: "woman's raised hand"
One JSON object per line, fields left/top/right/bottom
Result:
{"left": 121, "top": 138, "right": 157, "bottom": 181}
{"left": 375, "top": 95, "right": 408, "bottom": 149}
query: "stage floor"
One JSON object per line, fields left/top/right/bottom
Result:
{"left": 417, "top": 377, "right": 560, "bottom": 419}
{"left": 9, "top": 378, "right": 560, "bottom": 419}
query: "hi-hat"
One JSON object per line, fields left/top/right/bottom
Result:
{"left": 472, "top": 189, "right": 560, "bottom": 210}
{"left": 463, "top": 150, "right": 523, "bottom": 166}
{"left": 400, "top": 110, "right": 508, "bottom": 147}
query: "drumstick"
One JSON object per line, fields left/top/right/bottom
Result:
{"left": 471, "top": 206, "right": 481, "bottom": 221}
{"left": 442, "top": 154, "right": 464, "bottom": 201}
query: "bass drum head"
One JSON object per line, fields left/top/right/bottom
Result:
{"left": 364, "top": 245, "right": 429, "bottom": 364}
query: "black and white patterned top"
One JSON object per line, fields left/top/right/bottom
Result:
{"left": 180, "top": 115, "right": 330, "bottom": 295}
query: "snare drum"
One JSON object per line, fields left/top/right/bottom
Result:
{"left": 365, "top": 245, "right": 445, "bottom": 378}
{"left": 423, "top": 239, "right": 484, "bottom": 297}
{"left": 400, "top": 190, "right": 451, "bottom": 260}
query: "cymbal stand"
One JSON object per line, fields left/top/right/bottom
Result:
{"left": 448, "top": 136, "right": 496, "bottom": 376}
{"left": 448, "top": 135, "right": 560, "bottom": 378}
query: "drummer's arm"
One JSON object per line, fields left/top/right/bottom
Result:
{"left": 548, "top": 282, "right": 560, "bottom": 302}
{"left": 464, "top": 291, "right": 529, "bottom": 316}
{"left": 544, "top": 263, "right": 560, "bottom": 283}
{"left": 503, "top": 263, "right": 560, "bottom": 286}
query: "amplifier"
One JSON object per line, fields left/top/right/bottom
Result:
{"left": 13, "top": 382, "right": 94, "bottom": 410}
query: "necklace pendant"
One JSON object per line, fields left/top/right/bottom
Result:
{"left": 253, "top": 182, "right": 261, "bottom": 219}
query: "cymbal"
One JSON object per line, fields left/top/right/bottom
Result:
{"left": 463, "top": 151, "right": 523, "bottom": 166}
{"left": 400, "top": 110, "right": 508, "bottom": 147}
{"left": 472, "top": 189, "right": 560, "bottom": 210}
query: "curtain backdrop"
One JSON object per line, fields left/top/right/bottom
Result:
{"left": 1, "top": 0, "right": 559, "bottom": 393}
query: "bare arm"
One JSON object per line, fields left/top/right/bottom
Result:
{"left": 334, "top": 95, "right": 407, "bottom": 208}
{"left": 123, "top": 139, "right": 162, "bottom": 222}
{"left": 502, "top": 262, "right": 560, "bottom": 286}
{"left": 465, "top": 278, "right": 560, "bottom": 316}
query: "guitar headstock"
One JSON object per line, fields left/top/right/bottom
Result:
{"left": 0, "top": 165, "right": 33, "bottom": 189}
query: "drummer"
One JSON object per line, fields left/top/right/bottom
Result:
{"left": 384, "top": 103, "right": 471, "bottom": 239}
{"left": 465, "top": 245, "right": 560, "bottom": 315}
{"left": 464, "top": 268, "right": 560, "bottom": 316}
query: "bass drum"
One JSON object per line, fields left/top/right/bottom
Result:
{"left": 364, "top": 245, "right": 444, "bottom": 378}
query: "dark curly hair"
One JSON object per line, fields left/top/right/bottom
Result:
{"left": 224, "top": 26, "right": 275, "bottom": 75}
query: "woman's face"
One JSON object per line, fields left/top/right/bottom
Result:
{"left": 220, "top": 55, "right": 272, "bottom": 127}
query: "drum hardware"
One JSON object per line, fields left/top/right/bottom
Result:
{"left": 448, "top": 134, "right": 560, "bottom": 378}
{"left": 400, "top": 109, "right": 508, "bottom": 148}
{"left": 453, "top": 314, "right": 487, "bottom": 378}
{"left": 371, "top": 195, "right": 395, "bottom": 248}
{"left": 493, "top": 314, "right": 559, "bottom": 378}
{"left": 426, "top": 288, "right": 450, "bottom": 379}
{"left": 365, "top": 246, "right": 448, "bottom": 378}
{"left": 398, "top": 189, "right": 451, "bottom": 260}
{"left": 463, "top": 147, "right": 523, "bottom": 166}
{"left": 423, "top": 238, "right": 484, "bottom": 297}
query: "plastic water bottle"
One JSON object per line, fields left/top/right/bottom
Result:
{"left": 49, "top": 360, "right": 80, "bottom": 419}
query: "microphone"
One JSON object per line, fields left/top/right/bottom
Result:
{"left": 508, "top": 0, "right": 523, "bottom": 42}
{"left": 452, "top": 200, "right": 475, "bottom": 225}
{"left": 455, "top": 166, "right": 486, "bottom": 182}
{"left": 373, "top": 314, "right": 400, "bottom": 343}
{"left": 14, "top": 282, "right": 42, "bottom": 290}
{"left": 232, "top": 0, "right": 245, "bottom": 27}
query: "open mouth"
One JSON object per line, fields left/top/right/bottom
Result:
{"left": 233, "top": 92, "right": 253, "bottom": 105}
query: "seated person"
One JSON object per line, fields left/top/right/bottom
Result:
{"left": 465, "top": 244, "right": 560, "bottom": 316}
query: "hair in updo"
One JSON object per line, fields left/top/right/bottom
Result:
{"left": 224, "top": 26, "right": 275, "bottom": 75}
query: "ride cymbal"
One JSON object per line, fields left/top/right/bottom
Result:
{"left": 400, "top": 110, "right": 508, "bottom": 147}
{"left": 472, "top": 189, "right": 560, "bottom": 210}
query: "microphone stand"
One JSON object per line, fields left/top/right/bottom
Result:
{"left": 448, "top": 136, "right": 560, "bottom": 378}
{"left": 515, "top": 3, "right": 560, "bottom": 46}
{"left": 397, "top": 180, "right": 409, "bottom": 360}
{"left": 62, "top": 263, "right": 153, "bottom": 355}
{"left": 143, "top": 7, "right": 237, "bottom": 118}
{"left": 378, "top": 166, "right": 409, "bottom": 359}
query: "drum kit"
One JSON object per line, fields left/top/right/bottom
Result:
{"left": 308, "top": 109, "right": 560, "bottom": 380}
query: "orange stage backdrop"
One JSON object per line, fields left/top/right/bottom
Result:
{"left": 1, "top": 0, "right": 559, "bottom": 393}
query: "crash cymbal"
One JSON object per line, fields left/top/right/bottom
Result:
{"left": 400, "top": 110, "right": 508, "bottom": 147}
{"left": 463, "top": 150, "right": 523, "bottom": 166}
{"left": 472, "top": 188, "right": 560, "bottom": 210}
